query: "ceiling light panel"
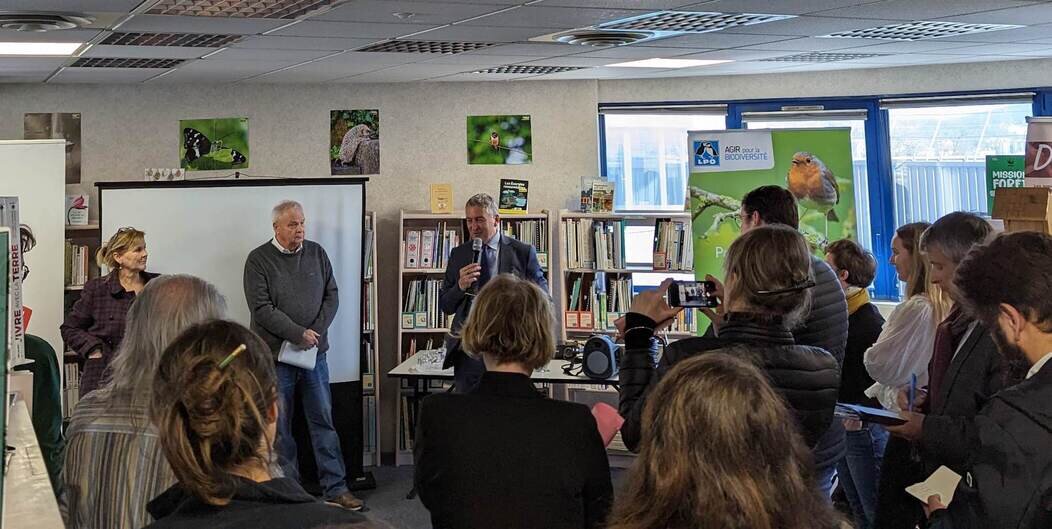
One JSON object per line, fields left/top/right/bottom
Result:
{"left": 821, "top": 21, "right": 1024, "bottom": 41}
{"left": 599, "top": 11, "right": 796, "bottom": 34}
{"left": 146, "top": 0, "right": 348, "bottom": 19}
{"left": 474, "top": 65, "right": 585, "bottom": 75}
{"left": 357, "top": 40, "right": 498, "bottom": 54}
{"left": 607, "top": 58, "right": 731, "bottom": 68}
{"left": 760, "top": 52, "right": 890, "bottom": 62}
{"left": 0, "top": 42, "right": 82, "bottom": 56}
{"left": 101, "top": 32, "right": 244, "bottom": 48}
{"left": 71, "top": 57, "right": 186, "bottom": 68}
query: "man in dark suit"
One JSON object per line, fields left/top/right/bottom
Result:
{"left": 439, "top": 193, "right": 548, "bottom": 393}
{"left": 886, "top": 213, "right": 1015, "bottom": 475}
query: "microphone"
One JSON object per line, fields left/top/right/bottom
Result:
{"left": 470, "top": 238, "right": 483, "bottom": 294}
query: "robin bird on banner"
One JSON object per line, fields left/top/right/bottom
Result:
{"left": 787, "top": 151, "right": 840, "bottom": 235}
{"left": 490, "top": 131, "right": 500, "bottom": 151}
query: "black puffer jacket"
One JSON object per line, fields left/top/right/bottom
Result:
{"left": 618, "top": 313, "right": 840, "bottom": 463}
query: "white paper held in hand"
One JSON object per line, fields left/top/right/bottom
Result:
{"left": 278, "top": 340, "right": 318, "bottom": 370}
{"left": 905, "top": 465, "right": 962, "bottom": 506}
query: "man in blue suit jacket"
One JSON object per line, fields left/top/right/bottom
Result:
{"left": 439, "top": 193, "right": 548, "bottom": 393}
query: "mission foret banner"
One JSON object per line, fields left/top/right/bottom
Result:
{"left": 687, "top": 128, "right": 857, "bottom": 281}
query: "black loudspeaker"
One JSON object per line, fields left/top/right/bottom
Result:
{"left": 583, "top": 335, "right": 621, "bottom": 379}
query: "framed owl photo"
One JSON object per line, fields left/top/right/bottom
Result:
{"left": 466, "top": 114, "right": 532, "bottom": 165}
{"left": 179, "top": 117, "right": 249, "bottom": 171}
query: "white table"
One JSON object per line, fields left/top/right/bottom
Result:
{"left": 4, "top": 398, "right": 63, "bottom": 529}
{"left": 388, "top": 351, "right": 618, "bottom": 385}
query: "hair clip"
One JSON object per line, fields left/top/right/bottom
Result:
{"left": 756, "top": 279, "right": 816, "bottom": 296}
{"left": 219, "top": 344, "right": 247, "bottom": 369}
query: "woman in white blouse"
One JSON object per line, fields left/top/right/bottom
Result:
{"left": 863, "top": 222, "right": 950, "bottom": 411}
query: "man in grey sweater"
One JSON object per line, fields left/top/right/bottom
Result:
{"left": 243, "top": 200, "right": 362, "bottom": 511}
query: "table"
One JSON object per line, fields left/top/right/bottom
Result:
{"left": 4, "top": 398, "right": 63, "bottom": 529}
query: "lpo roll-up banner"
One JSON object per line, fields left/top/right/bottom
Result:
{"left": 1025, "top": 116, "right": 1052, "bottom": 188}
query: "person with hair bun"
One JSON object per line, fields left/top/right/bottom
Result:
{"left": 145, "top": 320, "right": 384, "bottom": 529}
{"left": 618, "top": 224, "right": 840, "bottom": 495}
{"left": 61, "top": 226, "right": 157, "bottom": 396}
{"left": 415, "top": 274, "right": 612, "bottom": 529}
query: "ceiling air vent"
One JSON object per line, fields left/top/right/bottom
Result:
{"left": 760, "top": 52, "right": 889, "bottom": 62}
{"left": 146, "top": 0, "right": 348, "bottom": 19}
{"left": 475, "top": 65, "right": 585, "bottom": 75}
{"left": 599, "top": 11, "right": 794, "bottom": 34}
{"left": 553, "top": 30, "right": 652, "bottom": 47}
{"left": 0, "top": 12, "right": 94, "bottom": 32}
{"left": 71, "top": 57, "right": 186, "bottom": 69}
{"left": 357, "top": 40, "right": 497, "bottom": 54}
{"left": 101, "top": 32, "right": 244, "bottom": 47}
{"left": 820, "top": 21, "right": 1023, "bottom": 41}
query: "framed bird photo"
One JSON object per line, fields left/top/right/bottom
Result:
{"left": 466, "top": 115, "right": 532, "bottom": 165}
{"left": 179, "top": 117, "right": 249, "bottom": 171}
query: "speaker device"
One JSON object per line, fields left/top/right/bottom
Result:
{"left": 583, "top": 335, "right": 621, "bottom": 380}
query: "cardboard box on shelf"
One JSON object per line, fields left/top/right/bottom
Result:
{"left": 992, "top": 187, "right": 1052, "bottom": 234}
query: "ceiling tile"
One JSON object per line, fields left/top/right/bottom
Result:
{"left": 229, "top": 35, "right": 378, "bottom": 51}
{"left": 830, "top": 39, "right": 986, "bottom": 53}
{"left": 933, "top": 42, "right": 1052, "bottom": 56}
{"left": 269, "top": 20, "right": 439, "bottom": 39}
{"left": 433, "top": 72, "right": 527, "bottom": 81}
{"left": 313, "top": 1, "right": 502, "bottom": 25}
{"left": 461, "top": 42, "right": 585, "bottom": 57}
{"left": 542, "top": 1, "right": 696, "bottom": 8}
{"left": 336, "top": 63, "right": 473, "bottom": 82}
{"left": 418, "top": 54, "right": 537, "bottom": 66}
{"left": 116, "top": 15, "right": 291, "bottom": 35}
{"left": 81, "top": 45, "right": 210, "bottom": 59}
{"left": 410, "top": 25, "right": 565, "bottom": 42}
{"left": 0, "top": 57, "right": 68, "bottom": 72}
{"left": 672, "top": 48, "right": 797, "bottom": 60}
{"left": 675, "top": 1, "right": 878, "bottom": 16}
{"left": 570, "top": 45, "right": 702, "bottom": 59}
{"left": 736, "top": 37, "right": 879, "bottom": 52}
{"left": 721, "top": 15, "right": 902, "bottom": 36}
{"left": 935, "top": 4, "right": 1052, "bottom": 25}
{"left": 812, "top": 0, "right": 1036, "bottom": 21}
{"left": 0, "top": 0, "right": 142, "bottom": 11}
{"left": 933, "top": 23, "right": 1052, "bottom": 43}
{"left": 207, "top": 47, "right": 338, "bottom": 62}
{"left": 518, "top": 56, "right": 618, "bottom": 67}
{"left": 637, "top": 32, "right": 796, "bottom": 48}
{"left": 241, "top": 60, "right": 389, "bottom": 81}
{"left": 155, "top": 70, "right": 254, "bottom": 83}
{"left": 50, "top": 67, "right": 170, "bottom": 83}
{"left": 458, "top": 6, "right": 652, "bottom": 29}
{"left": 174, "top": 59, "right": 301, "bottom": 74}
{"left": 0, "top": 72, "right": 50, "bottom": 83}
{"left": 0, "top": 28, "right": 103, "bottom": 43}
{"left": 297, "top": 51, "right": 420, "bottom": 68}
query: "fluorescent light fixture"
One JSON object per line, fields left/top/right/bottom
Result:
{"left": 607, "top": 58, "right": 731, "bottom": 68}
{"left": 0, "top": 42, "right": 82, "bottom": 56}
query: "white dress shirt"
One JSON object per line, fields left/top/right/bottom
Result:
{"left": 1027, "top": 351, "right": 1052, "bottom": 380}
{"left": 271, "top": 237, "right": 302, "bottom": 254}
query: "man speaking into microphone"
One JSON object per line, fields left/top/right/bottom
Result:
{"left": 439, "top": 193, "right": 548, "bottom": 393}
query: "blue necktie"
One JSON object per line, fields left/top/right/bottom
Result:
{"left": 478, "top": 245, "right": 493, "bottom": 288}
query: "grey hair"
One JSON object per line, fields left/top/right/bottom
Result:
{"left": 103, "top": 275, "right": 227, "bottom": 402}
{"left": 919, "top": 212, "right": 994, "bottom": 264}
{"left": 466, "top": 193, "right": 498, "bottom": 218}
{"left": 272, "top": 200, "right": 303, "bottom": 224}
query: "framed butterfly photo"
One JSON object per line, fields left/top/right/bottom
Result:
{"left": 179, "top": 117, "right": 249, "bottom": 171}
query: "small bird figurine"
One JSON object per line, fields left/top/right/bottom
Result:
{"left": 787, "top": 152, "right": 840, "bottom": 235}
{"left": 490, "top": 131, "right": 500, "bottom": 151}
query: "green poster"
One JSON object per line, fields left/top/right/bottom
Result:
{"left": 180, "top": 117, "right": 249, "bottom": 171}
{"left": 985, "top": 155, "right": 1025, "bottom": 211}
{"left": 688, "top": 128, "right": 856, "bottom": 280}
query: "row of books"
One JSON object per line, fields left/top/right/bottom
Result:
{"left": 64, "top": 240, "right": 92, "bottom": 287}
{"left": 363, "top": 215, "right": 374, "bottom": 280}
{"left": 404, "top": 223, "right": 461, "bottom": 269}
{"left": 361, "top": 339, "right": 374, "bottom": 391}
{"left": 362, "top": 284, "right": 375, "bottom": 332}
{"left": 62, "top": 362, "right": 80, "bottom": 418}
{"left": 653, "top": 219, "right": 694, "bottom": 271}
{"left": 399, "top": 396, "right": 415, "bottom": 451}
{"left": 500, "top": 219, "right": 550, "bottom": 268}
{"left": 562, "top": 218, "right": 605, "bottom": 270}
{"left": 401, "top": 279, "right": 452, "bottom": 330}
{"left": 564, "top": 307, "right": 704, "bottom": 334}
{"left": 363, "top": 395, "right": 377, "bottom": 456}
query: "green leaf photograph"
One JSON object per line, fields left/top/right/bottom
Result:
{"left": 467, "top": 114, "right": 532, "bottom": 165}
{"left": 179, "top": 117, "right": 249, "bottom": 171}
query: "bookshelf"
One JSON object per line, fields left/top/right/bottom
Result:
{"left": 361, "top": 211, "right": 379, "bottom": 467}
{"left": 395, "top": 209, "right": 552, "bottom": 465}
{"left": 61, "top": 223, "right": 102, "bottom": 422}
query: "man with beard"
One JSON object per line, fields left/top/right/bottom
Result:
{"left": 922, "top": 231, "right": 1052, "bottom": 529}
{"left": 885, "top": 212, "right": 1017, "bottom": 476}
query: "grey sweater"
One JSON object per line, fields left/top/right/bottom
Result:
{"left": 243, "top": 240, "right": 339, "bottom": 357}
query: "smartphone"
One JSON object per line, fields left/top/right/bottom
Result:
{"left": 668, "top": 280, "right": 719, "bottom": 308}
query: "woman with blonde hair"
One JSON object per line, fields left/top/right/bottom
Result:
{"left": 145, "top": 320, "right": 382, "bottom": 528}
{"left": 61, "top": 227, "right": 157, "bottom": 396}
{"left": 414, "top": 274, "right": 613, "bottom": 529}
{"left": 611, "top": 353, "right": 844, "bottom": 529}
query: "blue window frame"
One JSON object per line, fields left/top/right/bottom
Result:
{"left": 600, "top": 88, "right": 1052, "bottom": 301}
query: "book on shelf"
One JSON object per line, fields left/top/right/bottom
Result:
{"left": 64, "top": 239, "right": 91, "bottom": 286}
{"left": 501, "top": 217, "right": 549, "bottom": 269}
{"left": 403, "top": 222, "right": 461, "bottom": 270}
{"left": 590, "top": 181, "right": 614, "bottom": 213}
{"left": 362, "top": 286, "right": 375, "bottom": 332}
{"left": 363, "top": 215, "right": 374, "bottom": 280}
{"left": 399, "top": 396, "right": 414, "bottom": 451}
{"left": 498, "top": 178, "right": 529, "bottom": 215}
{"left": 363, "top": 395, "right": 377, "bottom": 454}
{"left": 652, "top": 218, "right": 693, "bottom": 271}
{"left": 401, "top": 278, "right": 451, "bottom": 330}
{"left": 563, "top": 272, "right": 702, "bottom": 334}
{"left": 430, "top": 183, "right": 453, "bottom": 214}
{"left": 65, "top": 194, "right": 89, "bottom": 226}
{"left": 360, "top": 340, "right": 374, "bottom": 390}
{"left": 63, "top": 362, "right": 81, "bottom": 418}
{"left": 562, "top": 218, "right": 624, "bottom": 270}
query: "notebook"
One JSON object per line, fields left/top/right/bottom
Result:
{"left": 278, "top": 341, "right": 318, "bottom": 370}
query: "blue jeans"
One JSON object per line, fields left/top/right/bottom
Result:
{"left": 838, "top": 423, "right": 889, "bottom": 529}
{"left": 275, "top": 353, "right": 348, "bottom": 499}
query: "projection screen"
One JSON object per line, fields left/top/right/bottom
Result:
{"left": 98, "top": 179, "right": 364, "bottom": 382}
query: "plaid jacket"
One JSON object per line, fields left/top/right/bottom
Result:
{"left": 60, "top": 270, "right": 160, "bottom": 396}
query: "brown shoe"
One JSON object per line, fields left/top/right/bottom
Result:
{"left": 326, "top": 491, "right": 364, "bottom": 511}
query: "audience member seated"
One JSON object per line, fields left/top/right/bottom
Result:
{"left": 924, "top": 231, "right": 1052, "bottom": 529}
{"left": 865, "top": 223, "right": 948, "bottom": 529}
{"left": 63, "top": 275, "right": 225, "bottom": 529}
{"left": 610, "top": 353, "right": 845, "bottom": 529}
{"left": 414, "top": 274, "right": 613, "bottom": 529}
{"left": 61, "top": 227, "right": 158, "bottom": 396}
{"left": 145, "top": 320, "right": 384, "bottom": 529}
{"left": 618, "top": 224, "right": 840, "bottom": 491}
{"left": 825, "top": 239, "right": 887, "bottom": 529}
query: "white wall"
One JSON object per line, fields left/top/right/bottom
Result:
{"left": 0, "top": 140, "right": 66, "bottom": 360}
